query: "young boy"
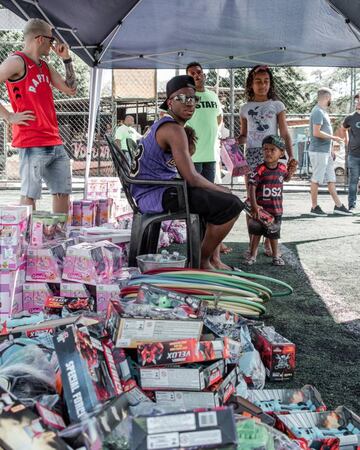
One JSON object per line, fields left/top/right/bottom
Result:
{"left": 247, "top": 135, "right": 290, "bottom": 266}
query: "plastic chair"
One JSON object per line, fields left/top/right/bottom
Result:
{"left": 105, "top": 135, "right": 201, "bottom": 268}
{"left": 126, "top": 138, "right": 138, "bottom": 163}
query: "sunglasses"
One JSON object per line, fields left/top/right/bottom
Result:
{"left": 35, "top": 35, "right": 56, "bottom": 44}
{"left": 170, "top": 94, "right": 200, "bottom": 106}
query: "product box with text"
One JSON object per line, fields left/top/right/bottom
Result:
{"left": 137, "top": 338, "right": 230, "bottom": 366}
{"left": 139, "top": 359, "right": 225, "bottom": 391}
{"left": 251, "top": 326, "right": 296, "bottom": 381}
{"left": 131, "top": 407, "right": 237, "bottom": 450}
{"left": 105, "top": 301, "right": 203, "bottom": 348}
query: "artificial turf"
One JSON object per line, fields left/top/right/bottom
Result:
{"left": 222, "top": 241, "right": 360, "bottom": 413}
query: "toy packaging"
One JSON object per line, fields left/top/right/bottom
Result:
{"left": 30, "top": 211, "right": 67, "bottom": 247}
{"left": 131, "top": 407, "right": 237, "bottom": 450}
{"left": 0, "top": 204, "right": 31, "bottom": 270}
{"left": 137, "top": 283, "right": 205, "bottom": 318}
{"left": 60, "top": 282, "right": 91, "bottom": 298}
{"left": 62, "top": 241, "right": 113, "bottom": 285}
{"left": 23, "top": 282, "right": 54, "bottom": 313}
{"left": 26, "top": 239, "right": 74, "bottom": 283}
{"left": 44, "top": 296, "right": 95, "bottom": 316}
{"left": 228, "top": 395, "right": 276, "bottom": 427}
{"left": 59, "top": 394, "right": 130, "bottom": 450}
{"left": 247, "top": 385, "right": 326, "bottom": 414}
{"left": 220, "top": 138, "right": 251, "bottom": 177}
{"left": 155, "top": 390, "right": 221, "bottom": 409}
{"left": 0, "top": 387, "right": 68, "bottom": 450}
{"left": 0, "top": 262, "right": 25, "bottom": 320}
{"left": 139, "top": 359, "right": 225, "bottom": 391}
{"left": 53, "top": 324, "right": 122, "bottom": 423}
{"left": 251, "top": 326, "right": 296, "bottom": 381}
{"left": 137, "top": 337, "right": 232, "bottom": 366}
{"left": 105, "top": 301, "right": 203, "bottom": 348}
{"left": 276, "top": 407, "right": 360, "bottom": 449}
{"left": 210, "top": 365, "right": 242, "bottom": 405}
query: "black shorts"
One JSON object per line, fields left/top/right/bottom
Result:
{"left": 248, "top": 216, "right": 282, "bottom": 239}
{"left": 162, "top": 187, "right": 244, "bottom": 225}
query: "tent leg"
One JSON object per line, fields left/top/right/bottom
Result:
{"left": 84, "top": 67, "right": 103, "bottom": 198}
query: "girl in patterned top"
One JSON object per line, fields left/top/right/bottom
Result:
{"left": 238, "top": 65, "right": 294, "bottom": 257}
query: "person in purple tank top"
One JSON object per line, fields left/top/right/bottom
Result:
{"left": 131, "top": 75, "right": 244, "bottom": 270}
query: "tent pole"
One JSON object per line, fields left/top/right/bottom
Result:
{"left": 84, "top": 67, "right": 103, "bottom": 198}
{"left": 229, "top": 69, "right": 235, "bottom": 138}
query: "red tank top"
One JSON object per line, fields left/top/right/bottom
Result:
{"left": 6, "top": 51, "right": 62, "bottom": 148}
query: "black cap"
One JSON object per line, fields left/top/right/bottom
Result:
{"left": 262, "top": 135, "right": 286, "bottom": 152}
{"left": 159, "top": 75, "right": 196, "bottom": 111}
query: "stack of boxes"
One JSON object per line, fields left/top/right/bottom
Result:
{"left": 0, "top": 205, "right": 31, "bottom": 320}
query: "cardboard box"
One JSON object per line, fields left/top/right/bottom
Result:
{"left": 155, "top": 390, "right": 220, "bottom": 409}
{"left": 276, "top": 406, "right": 360, "bottom": 449}
{"left": 0, "top": 262, "right": 25, "bottom": 320}
{"left": 26, "top": 240, "right": 74, "bottom": 283}
{"left": 227, "top": 395, "right": 276, "bottom": 427}
{"left": 53, "top": 325, "right": 122, "bottom": 423}
{"left": 137, "top": 338, "right": 230, "bottom": 366}
{"left": 247, "top": 385, "right": 326, "bottom": 414}
{"left": 140, "top": 360, "right": 225, "bottom": 391}
{"left": 23, "top": 282, "right": 53, "bottom": 313}
{"left": 252, "top": 326, "right": 296, "bottom": 381}
{"left": 210, "top": 366, "right": 242, "bottom": 405}
{"left": 106, "top": 301, "right": 203, "bottom": 348}
{"left": 131, "top": 407, "right": 237, "bottom": 450}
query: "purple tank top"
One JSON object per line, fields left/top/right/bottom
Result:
{"left": 131, "top": 116, "right": 178, "bottom": 213}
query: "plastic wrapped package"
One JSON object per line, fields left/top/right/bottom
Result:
{"left": 238, "top": 327, "right": 266, "bottom": 390}
{"left": 235, "top": 417, "right": 304, "bottom": 450}
{"left": 0, "top": 343, "right": 57, "bottom": 405}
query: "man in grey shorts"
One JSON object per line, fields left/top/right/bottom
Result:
{"left": 0, "top": 18, "right": 77, "bottom": 213}
{"left": 308, "top": 87, "right": 351, "bottom": 216}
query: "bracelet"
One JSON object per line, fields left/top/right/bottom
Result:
{"left": 63, "top": 58, "right": 72, "bottom": 64}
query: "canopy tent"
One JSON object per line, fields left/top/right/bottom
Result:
{"left": 1, "top": 0, "right": 359, "bottom": 190}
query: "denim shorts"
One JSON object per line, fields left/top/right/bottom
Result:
{"left": 19, "top": 145, "right": 72, "bottom": 200}
{"left": 308, "top": 151, "right": 336, "bottom": 184}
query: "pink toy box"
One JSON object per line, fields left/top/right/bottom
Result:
{"left": 0, "top": 262, "right": 25, "bottom": 320}
{"left": 62, "top": 240, "right": 122, "bottom": 285}
{"left": 30, "top": 212, "right": 67, "bottom": 247}
{"left": 71, "top": 200, "right": 97, "bottom": 227}
{"left": 22, "top": 282, "right": 53, "bottom": 314}
{"left": 0, "top": 204, "right": 31, "bottom": 270}
{"left": 26, "top": 239, "right": 75, "bottom": 283}
{"left": 60, "top": 282, "right": 90, "bottom": 298}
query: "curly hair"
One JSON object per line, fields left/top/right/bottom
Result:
{"left": 245, "top": 65, "right": 279, "bottom": 102}
{"left": 184, "top": 125, "right": 198, "bottom": 156}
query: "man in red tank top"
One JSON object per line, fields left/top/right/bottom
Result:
{"left": 0, "top": 18, "right": 77, "bottom": 213}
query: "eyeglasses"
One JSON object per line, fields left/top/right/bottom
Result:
{"left": 35, "top": 35, "right": 55, "bottom": 44}
{"left": 170, "top": 94, "right": 200, "bottom": 105}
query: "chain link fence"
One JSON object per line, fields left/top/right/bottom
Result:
{"left": 0, "top": 36, "right": 357, "bottom": 185}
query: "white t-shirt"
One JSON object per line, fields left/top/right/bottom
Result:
{"left": 240, "top": 100, "right": 285, "bottom": 149}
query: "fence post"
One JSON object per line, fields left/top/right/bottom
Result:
{"left": 229, "top": 68, "right": 235, "bottom": 137}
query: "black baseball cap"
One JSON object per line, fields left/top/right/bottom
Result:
{"left": 159, "top": 75, "right": 196, "bottom": 111}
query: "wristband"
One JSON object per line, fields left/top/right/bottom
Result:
{"left": 63, "top": 58, "right": 72, "bottom": 64}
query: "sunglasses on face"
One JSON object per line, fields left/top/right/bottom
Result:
{"left": 35, "top": 35, "right": 55, "bottom": 44}
{"left": 170, "top": 94, "right": 200, "bottom": 105}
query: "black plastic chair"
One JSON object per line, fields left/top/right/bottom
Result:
{"left": 105, "top": 135, "right": 201, "bottom": 268}
{"left": 126, "top": 137, "right": 138, "bottom": 163}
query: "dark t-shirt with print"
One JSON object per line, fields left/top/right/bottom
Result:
{"left": 343, "top": 112, "right": 360, "bottom": 157}
{"left": 249, "top": 162, "right": 288, "bottom": 216}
